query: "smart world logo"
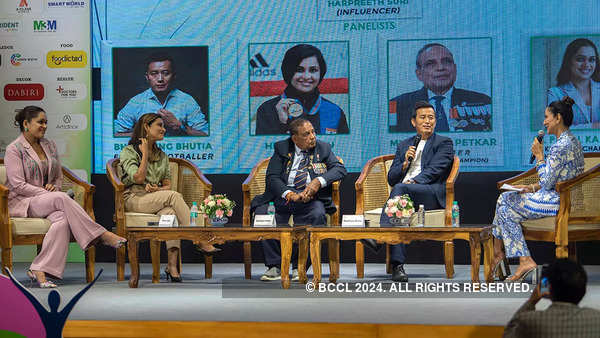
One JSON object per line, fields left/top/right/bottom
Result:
{"left": 33, "top": 20, "right": 57, "bottom": 32}
{"left": 10, "top": 53, "right": 21, "bottom": 66}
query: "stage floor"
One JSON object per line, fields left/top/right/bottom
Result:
{"left": 9, "top": 262, "right": 600, "bottom": 326}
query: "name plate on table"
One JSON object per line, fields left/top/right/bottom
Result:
{"left": 342, "top": 215, "right": 365, "bottom": 227}
{"left": 254, "top": 215, "right": 276, "bottom": 227}
{"left": 158, "top": 215, "right": 178, "bottom": 227}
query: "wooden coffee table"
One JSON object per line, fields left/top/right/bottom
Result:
{"left": 307, "top": 225, "right": 494, "bottom": 284}
{"left": 126, "top": 225, "right": 309, "bottom": 288}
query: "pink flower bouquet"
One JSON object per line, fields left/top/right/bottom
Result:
{"left": 199, "top": 194, "right": 235, "bottom": 219}
{"left": 384, "top": 194, "right": 415, "bottom": 222}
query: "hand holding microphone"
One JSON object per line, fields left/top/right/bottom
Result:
{"left": 529, "top": 130, "right": 545, "bottom": 164}
{"left": 404, "top": 134, "right": 422, "bottom": 170}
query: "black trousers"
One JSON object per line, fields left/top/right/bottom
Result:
{"left": 256, "top": 195, "right": 326, "bottom": 269}
{"left": 380, "top": 183, "right": 442, "bottom": 266}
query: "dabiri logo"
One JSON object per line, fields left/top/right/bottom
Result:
{"left": 46, "top": 50, "right": 86, "bottom": 68}
{"left": 33, "top": 20, "right": 57, "bottom": 32}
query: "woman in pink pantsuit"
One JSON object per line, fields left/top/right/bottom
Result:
{"left": 5, "top": 106, "right": 126, "bottom": 288}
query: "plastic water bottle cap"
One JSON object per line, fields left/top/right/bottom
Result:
{"left": 269, "top": 202, "right": 274, "bottom": 205}
{"left": 192, "top": 201, "right": 197, "bottom": 205}
{"left": 453, "top": 201, "right": 458, "bottom": 205}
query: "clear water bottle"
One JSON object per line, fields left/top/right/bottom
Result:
{"left": 452, "top": 201, "right": 460, "bottom": 227}
{"left": 267, "top": 201, "right": 276, "bottom": 215}
{"left": 416, "top": 204, "right": 425, "bottom": 227}
{"left": 190, "top": 201, "right": 199, "bottom": 226}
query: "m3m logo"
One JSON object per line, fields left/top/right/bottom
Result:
{"left": 33, "top": 20, "right": 57, "bottom": 32}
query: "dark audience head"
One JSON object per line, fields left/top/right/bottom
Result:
{"left": 145, "top": 52, "right": 176, "bottom": 74}
{"left": 545, "top": 258, "right": 587, "bottom": 305}
{"left": 556, "top": 38, "right": 600, "bottom": 86}
{"left": 289, "top": 118, "right": 310, "bottom": 136}
{"left": 412, "top": 100, "right": 435, "bottom": 118}
{"left": 547, "top": 96, "right": 575, "bottom": 127}
{"left": 14, "top": 106, "right": 45, "bottom": 132}
{"left": 281, "top": 44, "right": 327, "bottom": 86}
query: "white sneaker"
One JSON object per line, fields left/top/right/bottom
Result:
{"left": 260, "top": 267, "right": 281, "bottom": 281}
{"left": 292, "top": 269, "right": 299, "bottom": 281}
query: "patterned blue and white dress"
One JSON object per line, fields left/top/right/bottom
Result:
{"left": 492, "top": 130, "right": 584, "bottom": 257}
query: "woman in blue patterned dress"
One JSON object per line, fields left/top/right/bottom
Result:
{"left": 492, "top": 96, "right": 584, "bottom": 282}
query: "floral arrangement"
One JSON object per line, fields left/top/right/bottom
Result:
{"left": 199, "top": 194, "right": 235, "bottom": 219}
{"left": 385, "top": 194, "right": 415, "bottom": 219}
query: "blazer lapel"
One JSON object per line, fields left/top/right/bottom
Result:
{"left": 421, "top": 133, "right": 435, "bottom": 169}
{"left": 19, "top": 134, "right": 43, "bottom": 171}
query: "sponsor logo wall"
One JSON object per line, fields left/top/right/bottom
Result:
{"left": 0, "top": 0, "right": 91, "bottom": 178}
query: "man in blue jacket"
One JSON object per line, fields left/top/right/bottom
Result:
{"left": 373, "top": 101, "right": 454, "bottom": 282}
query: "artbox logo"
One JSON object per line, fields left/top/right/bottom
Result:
{"left": 10, "top": 53, "right": 40, "bottom": 67}
{"left": 4, "top": 83, "right": 45, "bottom": 101}
{"left": 249, "top": 52, "right": 276, "bottom": 77}
{"left": 54, "top": 113, "right": 86, "bottom": 130}
{"left": 45, "top": 1, "right": 86, "bottom": 9}
{"left": 0, "top": 20, "right": 21, "bottom": 33}
{"left": 46, "top": 50, "right": 86, "bottom": 68}
{"left": 55, "top": 83, "right": 86, "bottom": 100}
{"left": 16, "top": 0, "right": 32, "bottom": 14}
{"left": 33, "top": 19, "right": 57, "bottom": 32}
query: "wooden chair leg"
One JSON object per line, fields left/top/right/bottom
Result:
{"left": 444, "top": 241, "right": 455, "bottom": 278}
{"left": 244, "top": 241, "right": 252, "bottom": 279}
{"left": 556, "top": 245, "right": 568, "bottom": 258}
{"left": 205, "top": 256, "right": 213, "bottom": 279}
{"left": 85, "top": 246, "right": 96, "bottom": 283}
{"left": 150, "top": 240, "right": 160, "bottom": 283}
{"left": 116, "top": 246, "right": 126, "bottom": 281}
{"left": 385, "top": 245, "right": 391, "bottom": 274}
{"left": 327, "top": 239, "right": 340, "bottom": 280}
{"left": 1, "top": 247, "right": 12, "bottom": 276}
{"left": 568, "top": 242, "right": 577, "bottom": 261}
{"left": 355, "top": 241, "right": 364, "bottom": 278}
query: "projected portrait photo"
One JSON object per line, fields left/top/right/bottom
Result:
{"left": 388, "top": 38, "right": 493, "bottom": 133}
{"left": 530, "top": 35, "right": 600, "bottom": 130}
{"left": 112, "top": 46, "right": 209, "bottom": 137}
{"left": 249, "top": 41, "right": 349, "bottom": 135}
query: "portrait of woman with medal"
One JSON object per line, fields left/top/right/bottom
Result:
{"left": 255, "top": 44, "right": 349, "bottom": 135}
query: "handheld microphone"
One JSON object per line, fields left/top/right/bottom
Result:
{"left": 406, "top": 134, "right": 422, "bottom": 168}
{"left": 529, "top": 130, "right": 545, "bottom": 164}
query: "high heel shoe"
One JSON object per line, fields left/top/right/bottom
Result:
{"left": 164, "top": 268, "right": 182, "bottom": 283}
{"left": 492, "top": 257, "right": 511, "bottom": 281}
{"left": 504, "top": 266, "right": 538, "bottom": 284}
{"left": 27, "top": 269, "right": 57, "bottom": 288}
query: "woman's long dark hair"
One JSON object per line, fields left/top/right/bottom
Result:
{"left": 556, "top": 38, "right": 600, "bottom": 86}
{"left": 128, "top": 113, "right": 163, "bottom": 161}
{"left": 280, "top": 44, "right": 327, "bottom": 87}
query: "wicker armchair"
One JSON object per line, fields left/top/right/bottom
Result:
{"left": 242, "top": 157, "right": 342, "bottom": 279}
{"left": 355, "top": 155, "right": 460, "bottom": 278}
{"left": 497, "top": 152, "right": 600, "bottom": 259}
{"left": 107, "top": 157, "right": 213, "bottom": 281}
{"left": 0, "top": 158, "right": 96, "bottom": 282}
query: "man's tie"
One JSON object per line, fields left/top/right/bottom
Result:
{"left": 293, "top": 151, "right": 310, "bottom": 190}
{"left": 432, "top": 96, "right": 450, "bottom": 132}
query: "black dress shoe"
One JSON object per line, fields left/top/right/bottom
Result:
{"left": 361, "top": 239, "right": 381, "bottom": 253}
{"left": 164, "top": 268, "right": 182, "bottom": 283}
{"left": 391, "top": 264, "right": 408, "bottom": 282}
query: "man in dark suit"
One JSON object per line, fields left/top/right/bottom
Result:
{"left": 369, "top": 101, "right": 454, "bottom": 282}
{"left": 251, "top": 118, "right": 347, "bottom": 281}
{"left": 389, "top": 43, "right": 492, "bottom": 133}
{"left": 504, "top": 259, "right": 600, "bottom": 338}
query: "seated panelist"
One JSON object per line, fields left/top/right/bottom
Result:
{"left": 367, "top": 101, "right": 454, "bottom": 282}
{"left": 251, "top": 118, "right": 347, "bottom": 281}
{"left": 118, "top": 113, "right": 219, "bottom": 283}
{"left": 492, "top": 97, "right": 584, "bottom": 282}
{"left": 5, "top": 106, "right": 126, "bottom": 288}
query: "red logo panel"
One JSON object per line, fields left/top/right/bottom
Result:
{"left": 4, "top": 83, "right": 44, "bottom": 100}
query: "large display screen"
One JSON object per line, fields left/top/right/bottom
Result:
{"left": 91, "top": 0, "right": 600, "bottom": 173}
